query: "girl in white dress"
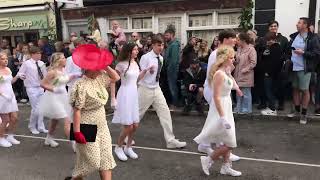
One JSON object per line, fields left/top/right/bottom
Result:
{"left": 39, "top": 53, "right": 77, "bottom": 148}
{"left": 0, "top": 52, "right": 20, "bottom": 147}
{"left": 194, "top": 46, "right": 242, "bottom": 177}
{"left": 112, "top": 43, "right": 153, "bottom": 161}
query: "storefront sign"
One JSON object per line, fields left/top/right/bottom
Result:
{"left": 0, "top": 15, "right": 48, "bottom": 31}
{"left": 0, "top": 0, "right": 53, "bottom": 8}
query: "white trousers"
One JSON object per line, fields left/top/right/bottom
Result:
{"left": 26, "top": 87, "right": 46, "bottom": 130}
{"left": 138, "top": 86, "right": 175, "bottom": 143}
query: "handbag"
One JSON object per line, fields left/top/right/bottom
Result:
{"left": 70, "top": 124, "right": 98, "bottom": 142}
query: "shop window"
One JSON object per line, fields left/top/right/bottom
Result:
{"left": 109, "top": 18, "right": 128, "bottom": 30}
{"left": 217, "top": 12, "right": 241, "bottom": 26}
{"left": 132, "top": 17, "right": 152, "bottom": 30}
{"left": 158, "top": 17, "right": 182, "bottom": 40}
{"left": 68, "top": 24, "right": 89, "bottom": 37}
{"left": 188, "top": 14, "right": 213, "bottom": 27}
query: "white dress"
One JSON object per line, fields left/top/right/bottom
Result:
{"left": 39, "top": 71, "right": 71, "bottom": 119}
{"left": 194, "top": 70, "right": 237, "bottom": 148}
{"left": 0, "top": 74, "right": 18, "bottom": 113}
{"left": 112, "top": 61, "right": 140, "bottom": 125}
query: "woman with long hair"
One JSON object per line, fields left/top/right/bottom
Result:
{"left": 112, "top": 43, "right": 153, "bottom": 161}
{"left": 198, "top": 40, "right": 211, "bottom": 64}
{"left": 39, "top": 53, "right": 78, "bottom": 148}
{"left": 0, "top": 52, "right": 20, "bottom": 147}
{"left": 194, "top": 46, "right": 242, "bottom": 177}
{"left": 87, "top": 20, "right": 102, "bottom": 43}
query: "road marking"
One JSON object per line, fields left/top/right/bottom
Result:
{"left": 10, "top": 134, "right": 320, "bottom": 168}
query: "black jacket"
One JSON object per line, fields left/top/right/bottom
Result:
{"left": 260, "top": 43, "right": 282, "bottom": 78}
{"left": 180, "top": 44, "right": 197, "bottom": 71}
{"left": 288, "top": 32, "right": 320, "bottom": 73}
{"left": 183, "top": 67, "right": 206, "bottom": 90}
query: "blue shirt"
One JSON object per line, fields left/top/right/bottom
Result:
{"left": 291, "top": 33, "right": 307, "bottom": 71}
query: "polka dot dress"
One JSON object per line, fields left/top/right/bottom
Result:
{"left": 70, "top": 72, "right": 116, "bottom": 177}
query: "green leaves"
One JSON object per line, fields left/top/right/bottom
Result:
{"left": 238, "top": 0, "right": 254, "bottom": 31}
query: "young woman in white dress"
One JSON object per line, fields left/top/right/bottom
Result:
{"left": 112, "top": 43, "right": 153, "bottom": 161}
{"left": 0, "top": 52, "right": 20, "bottom": 147}
{"left": 194, "top": 46, "right": 242, "bottom": 177}
{"left": 39, "top": 53, "right": 78, "bottom": 148}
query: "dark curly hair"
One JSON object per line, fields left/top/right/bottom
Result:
{"left": 118, "top": 42, "right": 140, "bottom": 76}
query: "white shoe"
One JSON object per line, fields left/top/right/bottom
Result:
{"left": 230, "top": 153, "right": 241, "bottom": 162}
{"left": 20, "top": 99, "right": 28, "bottom": 103}
{"left": 124, "top": 136, "right": 135, "bottom": 146}
{"left": 124, "top": 147, "right": 138, "bottom": 159}
{"left": 6, "top": 135, "right": 20, "bottom": 145}
{"left": 198, "top": 145, "right": 214, "bottom": 156}
{"left": 30, "top": 128, "right": 40, "bottom": 135}
{"left": 44, "top": 136, "right": 59, "bottom": 147}
{"left": 38, "top": 128, "right": 48, "bottom": 133}
{"left": 167, "top": 139, "right": 187, "bottom": 149}
{"left": 200, "top": 156, "right": 212, "bottom": 176}
{"left": 0, "top": 137, "right": 12, "bottom": 148}
{"left": 114, "top": 146, "right": 128, "bottom": 161}
{"left": 220, "top": 163, "right": 242, "bottom": 177}
{"left": 300, "top": 115, "right": 307, "bottom": 125}
{"left": 71, "top": 141, "right": 76, "bottom": 153}
{"left": 261, "top": 108, "right": 277, "bottom": 116}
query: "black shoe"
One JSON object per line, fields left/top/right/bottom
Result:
{"left": 196, "top": 104, "right": 204, "bottom": 115}
{"left": 64, "top": 177, "right": 72, "bottom": 180}
{"left": 183, "top": 106, "right": 191, "bottom": 115}
{"left": 277, "top": 105, "right": 284, "bottom": 111}
{"left": 315, "top": 109, "right": 320, "bottom": 116}
{"left": 257, "top": 104, "right": 267, "bottom": 110}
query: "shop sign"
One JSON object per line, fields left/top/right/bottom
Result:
{"left": 0, "top": 15, "right": 48, "bottom": 31}
{"left": 0, "top": 0, "right": 53, "bottom": 8}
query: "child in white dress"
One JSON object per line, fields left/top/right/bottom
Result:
{"left": 39, "top": 53, "right": 78, "bottom": 148}
{"left": 0, "top": 52, "right": 20, "bottom": 147}
{"left": 112, "top": 43, "right": 153, "bottom": 161}
{"left": 194, "top": 46, "right": 242, "bottom": 177}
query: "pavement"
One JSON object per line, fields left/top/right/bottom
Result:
{"left": 0, "top": 105, "right": 320, "bottom": 180}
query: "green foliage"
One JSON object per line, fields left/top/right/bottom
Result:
{"left": 88, "top": 14, "right": 95, "bottom": 32}
{"left": 238, "top": 0, "right": 254, "bottom": 31}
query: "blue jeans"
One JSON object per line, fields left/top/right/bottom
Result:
{"left": 236, "top": 87, "right": 252, "bottom": 113}
{"left": 167, "top": 69, "right": 179, "bottom": 106}
{"left": 264, "top": 76, "right": 276, "bottom": 111}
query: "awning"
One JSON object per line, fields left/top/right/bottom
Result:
{"left": 0, "top": 5, "right": 48, "bottom": 14}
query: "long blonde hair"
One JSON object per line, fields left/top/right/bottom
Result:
{"left": 49, "top": 52, "right": 64, "bottom": 70}
{"left": 208, "top": 46, "right": 235, "bottom": 86}
{"left": 198, "top": 40, "right": 210, "bottom": 57}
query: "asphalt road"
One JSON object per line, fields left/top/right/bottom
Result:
{"left": 0, "top": 105, "right": 320, "bottom": 180}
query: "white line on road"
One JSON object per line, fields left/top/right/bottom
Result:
{"left": 10, "top": 134, "right": 320, "bottom": 168}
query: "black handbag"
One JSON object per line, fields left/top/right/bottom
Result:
{"left": 70, "top": 124, "right": 98, "bottom": 142}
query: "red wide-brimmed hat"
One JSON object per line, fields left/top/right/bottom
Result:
{"left": 72, "top": 44, "right": 113, "bottom": 70}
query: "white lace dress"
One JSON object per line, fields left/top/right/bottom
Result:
{"left": 0, "top": 74, "right": 18, "bottom": 113}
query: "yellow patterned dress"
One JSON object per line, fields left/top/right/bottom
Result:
{"left": 70, "top": 72, "right": 116, "bottom": 177}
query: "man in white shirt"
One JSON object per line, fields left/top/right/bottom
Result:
{"left": 199, "top": 30, "right": 241, "bottom": 162}
{"left": 138, "top": 35, "right": 186, "bottom": 149}
{"left": 17, "top": 46, "right": 48, "bottom": 134}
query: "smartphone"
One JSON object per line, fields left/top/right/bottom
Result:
{"left": 291, "top": 47, "right": 296, "bottom": 50}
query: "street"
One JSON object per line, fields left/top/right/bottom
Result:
{"left": 0, "top": 105, "right": 320, "bottom": 180}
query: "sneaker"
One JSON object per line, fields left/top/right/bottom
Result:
{"left": 30, "top": 128, "right": 40, "bottom": 135}
{"left": 0, "top": 137, "right": 12, "bottom": 148}
{"left": 287, "top": 110, "right": 300, "bottom": 118}
{"left": 6, "top": 135, "right": 20, "bottom": 145}
{"left": 38, "top": 128, "right": 48, "bottom": 133}
{"left": 114, "top": 146, "right": 128, "bottom": 161}
{"left": 166, "top": 139, "right": 187, "bottom": 149}
{"left": 261, "top": 108, "right": 277, "bottom": 116}
{"left": 200, "top": 156, "right": 212, "bottom": 176}
{"left": 300, "top": 115, "right": 307, "bottom": 125}
{"left": 124, "top": 137, "right": 135, "bottom": 146}
{"left": 315, "top": 109, "right": 320, "bottom": 116}
{"left": 20, "top": 99, "right": 28, "bottom": 103}
{"left": 124, "top": 147, "right": 138, "bottom": 159}
{"left": 44, "top": 136, "right": 59, "bottom": 147}
{"left": 198, "top": 145, "right": 214, "bottom": 156}
{"left": 230, "top": 153, "right": 240, "bottom": 162}
{"left": 220, "top": 162, "right": 242, "bottom": 177}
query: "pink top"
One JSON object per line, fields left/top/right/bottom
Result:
{"left": 114, "top": 27, "right": 126, "bottom": 45}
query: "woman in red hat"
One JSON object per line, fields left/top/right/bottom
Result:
{"left": 66, "top": 44, "right": 119, "bottom": 180}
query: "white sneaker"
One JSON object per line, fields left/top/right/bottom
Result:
{"left": 230, "top": 153, "right": 240, "bottom": 162}
{"left": 200, "top": 156, "right": 212, "bottom": 176}
{"left": 20, "top": 99, "right": 28, "bottom": 103}
{"left": 220, "top": 163, "right": 242, "bottom": 177}
{"left": 261, "top": 108, "right": 277, "bottom": 116}
{"left": 6, "top": 135, "right": 20, "bottom": 145}
{"left": 71, "top": 141, "right": 76, "bottom": 153}
{"left": 124, "top": 147, "right": 138, "bottom": 159}
{"left": 198, "top": 145, "right": 214, "bottom": 155}
{"left": 38, "top": 128, "right": 48, "bottom": 133}
{"left": 114, "top": 146, "right": 128, "bottom": 161}
{"left": 30, "top": 128, "right": 40, "bottom": 135}
{"left": 124, "top": 136, "right": 135, "bottom": 146}
{"left": 0, "top": 137, "right": 12, "bottom": 148}
{"left": 167, "top": 139, "right": 187, "bottom": 149}
{"left": 300, "top": 115, "right": 307, "bottom": 125}
{"left": 44, "top": 136, "right": 59, "bottom": 147}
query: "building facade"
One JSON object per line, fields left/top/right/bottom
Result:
{"left": 0, "top": 0, "right": 57, "bottom": 47}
